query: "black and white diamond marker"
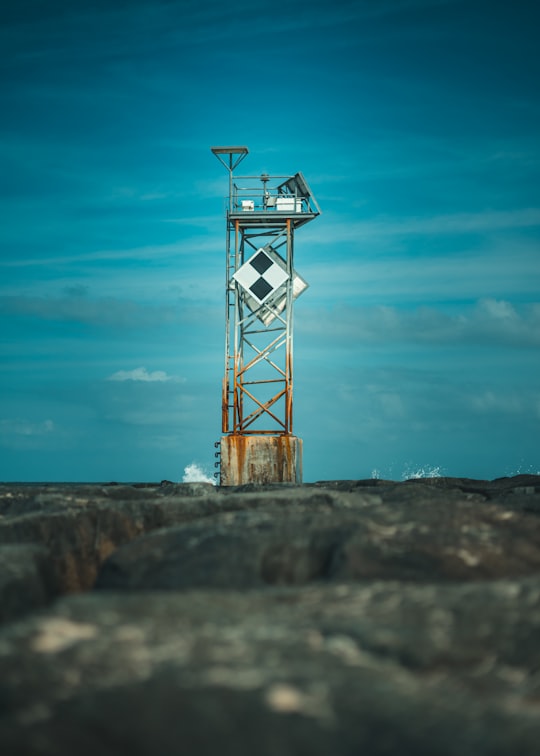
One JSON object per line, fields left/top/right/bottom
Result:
{"left": 233, "top": 248, "right": 289, "bottom": 304}
{"left": 232, "top": 246, "right": 309, "bottom": 325}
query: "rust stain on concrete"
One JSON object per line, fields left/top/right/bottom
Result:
{"left": 220, "top": 436, "right": 302, "bottom": 486}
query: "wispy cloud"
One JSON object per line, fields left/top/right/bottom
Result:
{"left": 467, "top": 390, "right": 540, "bottom": 418}
{"left": 303, "top": 207, "right": 540, "bottom": 247}
{"left": 299, "top": 232, "right": 540, "bottom": 306}
{"left": 0, "top": 418, "right": 54, "bottom": 436}
{"left": 298, "top": 299, "right": 540, "bottom": 348}
{"left": 0, "top": 295, "right": 182, "bottom": 328}
{"left": 0, "top": 238, "right": 220, "bottom": 268}
{"left": 0, "top": 418, "right": 56, "bottom": 451}
{"left": 107, "top": 367, "right": 176, "bottom": 383}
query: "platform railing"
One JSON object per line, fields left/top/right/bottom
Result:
{"left": 230, "top": 187, "right": 306, "bottom": 214}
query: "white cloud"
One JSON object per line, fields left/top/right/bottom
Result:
{"left": 0, "top": 294, "right": 183, "bottom": 328}
{"left": 0, "top": 418, "right": 56, "bottom": 451}
{"left": 299, "top": 235, "right": 540, "bottom": 307}
{"left": 301, "top": 207, "right": 540, "bottom": 249}
{"left": 0, "top": 418, "right": 54, "bottom": 436}
{"left": 0, "top": 241, "right": 200, "bottom": 269}
{"left": 467, "top": 390, "right": 525, "bottom": 415}
{"left": 466, "top": 389, "right": 540, "bottom": 420}
{"left": 107, "top": 367, "right": 173, "bottom": 383}
{"left": 298, "top": 298, "right": 540, "bottom": 348}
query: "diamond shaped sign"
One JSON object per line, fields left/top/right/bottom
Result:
{"left": 233, "top": 249, "right": 289, "bottom": 305}
{"left": 232, "top": 246, "right": 308, "bottom": 325}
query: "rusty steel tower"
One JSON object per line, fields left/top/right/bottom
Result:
{"left": 212, "top": 146, "right": 320, "bottom": 485}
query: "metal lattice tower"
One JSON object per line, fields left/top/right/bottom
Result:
{"left": 211, "top": 146, "right": 320, "bottom": 485}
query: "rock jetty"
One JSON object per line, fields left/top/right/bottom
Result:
{"left": 1, "top": 475, "right": 539, "bottom": 755}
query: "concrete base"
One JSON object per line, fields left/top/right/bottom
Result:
{"left": 220, "top": 435, "right": 303, "bottom": 486}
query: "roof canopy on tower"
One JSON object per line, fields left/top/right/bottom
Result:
{"left": 211, "top": 146, "right": 249, "bottom": 172}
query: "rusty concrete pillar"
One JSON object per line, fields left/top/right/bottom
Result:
{"left": 220, "top": 436, "right": 302, "bottom": 486}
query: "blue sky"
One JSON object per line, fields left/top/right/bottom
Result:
{"left": 1, "top": 0, "right": 539, "bottom": 482}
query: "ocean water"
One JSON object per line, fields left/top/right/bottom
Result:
{"left": 373, "top": 463, "right": 539, "bottom": 481}
{"left": 184, "top": 460, "right": 540, "bottom": 485}
{"left": 182, "top": 460, "right": 446, "bottom": 484}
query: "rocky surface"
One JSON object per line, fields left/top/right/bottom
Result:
{"left": 0, "top": 475, "right": 539, "bottom": 754}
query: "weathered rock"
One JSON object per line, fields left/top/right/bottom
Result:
{"left": 95, "top": 488, "right": 540, "bottom": 590}
{"left": 0, "top": 544, "right": 58, "bottom": 623}
{"left": 1, "top": 477, "right": 539, "bottom": 754}
{"left": 2, "top": 478, "right": 540, "bottom": 609}
{"left": 1, "top": 582, "right": 540, "bottom": 755}
{"left": 0, "top": 483, "right": 220, "bottom": 599}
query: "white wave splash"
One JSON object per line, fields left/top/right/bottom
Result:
{"left": 401, "top": 464, "right": 443, "bottom": 480}
{"left": 371, "top": 464, "right": 444, "bottom": 481}
{"left": 182, "top": 462, "right": 216, "bottom": 485}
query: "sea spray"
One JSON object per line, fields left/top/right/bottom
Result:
{"left": 182, "top": 462, "right": 216, "bottom": 485}
{"left": 505, "top": 462, "right": 540, "bottom": 476}
{"left": 371, "top": 464, "right": 444, "bottom": 481}
{"left": 401, "top": 464, "right": 443, "bottom": 480}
